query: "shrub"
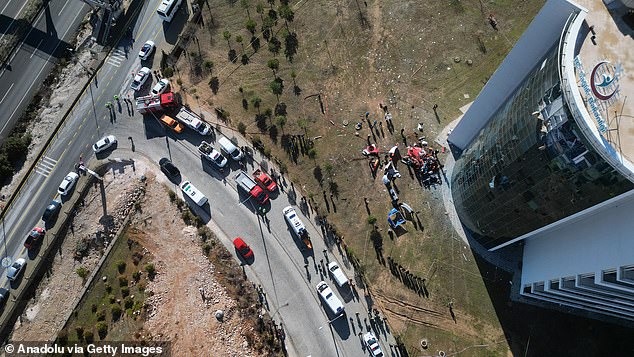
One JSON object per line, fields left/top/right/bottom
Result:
{"left": 137, "top": 282, "right": 146, "bottom": 292}
{"left": 91, "top": 304, "right": 97, "bottom": 313}
{"left": 96, "top": 321, "right": 108, "bottom": 339}
{"left": 118, "top": 275, "right": 128, "bottom": 287}
{"left": 367, "top": 215, "right": 377, "bottom": 225}
{"left": 96, "top": 309, "right": 106, "bottom": 321}
{"left": 76, "top": 267, "right": 89, "bottom": 280}
{"left": 145, "top": 263, "right": 156, "bottom": 277}
{"left": 132, "top": 271, "right": 141, "bottom": 281}
{"left": 83, "top": 330, "right": 94, "bottom": 343}
{"left": 124, "top": 296, "right": 134, "bottom": 309}
{"left": 104, "top": 282, "right": 112, "bottom": 293}
{"left": 116, "top": 260, "right": 126, "bottom": 274}
{"left": 162, "top": 67, "right": 174, "bottom": 78}
{"left": 57, "top": 329, "right": 68, "bottom": 345}
{"left": 121, "top": 286, "right": 130, "bottom": 297}
{"left": 168, "top": 190, "right": 176, "bottom": 202}
{"left": 237, "top": 122, "right": 247, "bottom": 135}
{"left": 307, "top": 147, "right": 317, "bottom": 159}
{"left": 75, "top": 326, "right": 84, "bottom": 341}
{"left": 202, "top": 243, "right": 212, "bottom": 256}
{"left": 279, "top": 162, "right": 288, "bottom": 174}
{"left": 111, "top": 304, "right": 122, "bottom": 321}
{"left": 108, "top": 294, "right": 116, "bottom": 304}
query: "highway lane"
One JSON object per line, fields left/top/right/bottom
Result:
{"left": 0, "top": 0, "right": 89, "bottom": 141}
{"left": 0, "top": 0, "right": 163, "bottom": 287}
{"left": 0, "top": 1, "right": 395, "bottom": 355}
{"left": 0, "top": 0, "right": 30, "bottom": 45}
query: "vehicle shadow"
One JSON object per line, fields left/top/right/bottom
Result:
{"left": 162, "top": 2, "right": 189, "bottom": 45}
{"left": 27, "top": 244, "right": 43, "bottom": 260}
{"left": 184, "top": 198, "right": 211, "bottom": 224}
{"left": 235, "top": 250, "right": 255, "bottom": 266}
{"left": 329, "top": 312, "right": 351, "bottom": 339}
{"left": 200, "top": 157, "right": 230, "bottom": 180}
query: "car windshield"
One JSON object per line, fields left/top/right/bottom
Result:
{"left": 330, "top": 265, "right": 339, "bottom": 272}
{"left": 142, "top": 44, "right": 151, "bottom": 51}
{"left": 239, "top": 246, "right": 250, "bottom": 254}
{"left": 11, "top": 262, "right": 20, "bottom": 269}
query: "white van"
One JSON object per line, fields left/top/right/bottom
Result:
{"left": 327, "top": 262, "right": 349, "bottom": 287}
{"left": 316, "top": 281, "right": 345, "bottom": 316}
{"left": 283, "top": 206, "right": 306, "bottom": 237}
{"left": 218, "top": 137, "right": 243, "bottom": 160}
{"left": 180, "top": 181, "right": 208, "bottom": 206}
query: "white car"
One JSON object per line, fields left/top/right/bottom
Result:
{"left": 58, "top": 172, "right": 80, "bottom": 196}
{"left": 151, "top": 78, "right": 170, "bottom": 95}
{"left": 363, "top": 332, "right": 383, "bottom": 357}
{"left": 316, "top": 281, "right": 345, "bottom": 316}
{"left": 93, "top": 135, "right": 117, "bottom": 153}
{"left": 130, "top": 67, "right": 151, "bottom": 91}
{"left": 327, "top": 261, "right": 349, "bottom": 287}
{"left": 209, "top": 148, "right": 228, "bottom": 168}
{"left": 138, "top": 40, "right": 155, "bottom": 60}
{"left": 7, "top": 258, "right": 26, "bottom": 281}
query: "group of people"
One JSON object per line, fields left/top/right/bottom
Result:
{"left": 386, "top": 256, "right": 429, "bottom": 298}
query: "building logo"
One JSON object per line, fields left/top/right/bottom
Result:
{"left": 574, "top": 56, "right": 623, "bottom": 133}
{"left": 590, "top": 61, "right": 619, "bottom": 101}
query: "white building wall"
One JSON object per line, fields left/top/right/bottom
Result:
{"left": 447, "top": 0, "right": 583, "bottom": 151}
{"left": 521, "top": 189, "right": 634, "bottom": 286}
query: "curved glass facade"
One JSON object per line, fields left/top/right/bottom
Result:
{"left": 451, "top": 47, "right": 634, "bottom": 249}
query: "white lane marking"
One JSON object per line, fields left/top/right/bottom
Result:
{"left": 30, "top": 39, "right": 44, "bottom": 59}
{"left": 1, "top": 0, "right": 16, "bottom": 14}
{"left": 0, "top": 7, "right": 46, "bottom": 79}
{"left": 0, "top": 0, "right": 29, "bottom": 44}
{"left": 1, "top": 7, "right": 84, "bottom": 134}
{"left": 0, "top": 83, "right": 14, "bottom": 104}
{"left": 58, "top": 0, "right": 70, "bottom": 16}
{"left": 106, "top": 50, "right": 127, "bottom": 67}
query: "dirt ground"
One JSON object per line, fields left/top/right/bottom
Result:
{"left": 10, "top": 157, "right": 262, "bottom": 356}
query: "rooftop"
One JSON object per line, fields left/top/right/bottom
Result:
{"left": 573, "top": 0, "right": 634, "bottom": 166}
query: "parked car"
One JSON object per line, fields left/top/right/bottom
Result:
{"left": 159, "top": 115, "right": 184, "bottom": 133}
{"left": 316, "top": 281, "right": 345, "bottom": 316}
{"left": 232, "top": 237, "right": 254, "bottom": 259}
{"left": 138, "top": 40, "right": 155, "bottom": 60}
{"left": 7, "top": 258, "right": 26, "bottom": 281}
{"left": 130, "top": 67, "right": 151, "bottom": 91}
{"left": 327, "top": 261, "right": 349, "bottom": 287}
{"left": 0, "top": 288, "right": 8, "bottom": 308}
{"left": 253, "top": 169, "right": 277, "bottom": 192}
{"left": 24, "top": 227, "right": 45, "bottom": 249}
{"left": 159, "top": 158, "right": 180, "bottom": 178}
{"left": 58, "top": 172, "right": 79, "bottom": 196}
{"left": 363, "top": 332, "right": 384, "bottom": 357}
{"left": 42, "top": 200, "right": 62, "bottom": 222}
{"left": 93, "top": 135, "right": 117, "bottom": 153}
{"left": 151, "top": 78, "right": 170, "bottom": 95}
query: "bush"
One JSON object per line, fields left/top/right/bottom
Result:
{"left": 75, "top": 326, "right": 84, "bottom": 341}
{"left": 168, "top": 190, "right": 176, "bottom": 202}
{"left": 202, "top": 243, "right": 212, "bottom": 256}
{"left": 124, "top": 296, "right": 134, "bottom": 309}
{"left": 84, "top": 330, "right": 94, "bottom": 343}
{"left": 237, "top": 122, "right": 247, "bottom": 135}
{"left": 76, "top": 267, "right": 89, "bottom": 280}
{"left": 104, "top": 282, "right": 112, "bottom": 293}
{"left": 91, "top": 304, "right": 98, "bottom": 313}
{"left": 108, "top": 294, "right": 116, "bottom": 304}
{"left": 96, "top": 321, "right": 108, "bottom": 339}
{"left": 145, "top": 263, "right": 156, "bottom": 277}
{"left": 111, "top": 304, "right": 122, "bottom": 321}
{"left": 57, "top": 329, "right": 68, "bottom": 345}
{"left": 118, "top": 275, "right": 128, "bottom": 287}
{"left": 137, "top": 282, "right": 146, "bottom": 292}
{"left": 367, "top": 215, "right": 377, "bottom": 225}
{"left": 96, "top": 309, "right": 106, "bottom": 321}
{"left": 307, "top": 147, "right": 317, "bottom": 159}
{"left": 132, "top": 271, "right": 141, "bottom": 281}
{"left": 162, "top": 67, "right": 174, "bottom": 78}
{"left": 116, "top": 260, "right": 126, "bottom": 274}
{"left": 121, "top": 286, "right": 130, "bottom": 297}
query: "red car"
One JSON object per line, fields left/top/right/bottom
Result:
{"left": 25, "top": 227, "right": 45, "bottom": 249}
{"left": 233, "top": 237, "right": 254, "bottom": 259}
{"left": 253, "top": 169, "right": 277, "bottom": 192}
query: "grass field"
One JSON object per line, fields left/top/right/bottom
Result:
{"left": 171, "top": 0, "right": 547, "bottom": 355}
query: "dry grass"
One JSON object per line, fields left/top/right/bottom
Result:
{"left": 170, "top": 0, "right": 545, "bottom": 355}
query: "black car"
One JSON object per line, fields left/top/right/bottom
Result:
{"left": 42, "top": 200, "right": 62, "bottom": 222}
{"left": 0, "top": 288, "right": 8, "bottom": 309}
{"left": 159, "top": 158, "right": 180, "bottom": 178}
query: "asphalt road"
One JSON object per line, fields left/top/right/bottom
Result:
{"left": 0, "top": 0, "right": 89, "bottom": 141}
{"left": 0, "top": 1, "right": 395, "bottom": 356}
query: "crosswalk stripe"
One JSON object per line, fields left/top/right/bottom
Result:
{"left": 35, "top": 156, "right": 58, "bottom": 177}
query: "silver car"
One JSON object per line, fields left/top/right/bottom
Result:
{"left": 7, "top": 258, "right": 26, "bottom": 281}
{"left": 130, "top": 67, "right": 151, "bottom": 91}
